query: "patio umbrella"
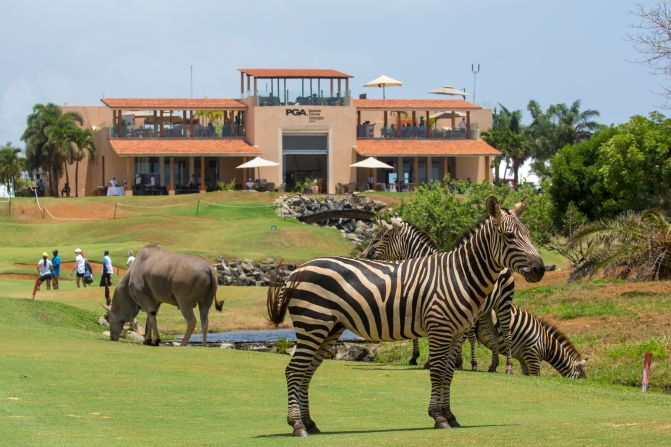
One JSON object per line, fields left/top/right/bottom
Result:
{"left": 428, "top": 85, "right": 469, "bottom": 99}
{"left": 364, "top": 75, "right": 403, "bottom": 99}
{"left": 236, "top": 156, "right": 279, "bottom": 181}
{"left": 349, "top": 157, "right": 394, "bottom": 169}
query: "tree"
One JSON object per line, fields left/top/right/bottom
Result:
{"left": 550, "top": 113, "right": 671, "bottom": 220}
{"left": 526, "top": 100, "right": 600, "bottom": 180}
{"left": 569, "top": 208, "right": 671, "bottom": 281}
{"left": 0, "top": 142, "right": 25, "bottom": 195}
{"left": 21, "top": 103, "right": 82, "bottom": 196}
{"left": 71, "top": 128, "right": 97, "bottom": 197}
{"left": 482, "top": 105, "right": 531, "bottom": 185}
{"left": 631, "top": 1, "right": 671, "bottom": 99}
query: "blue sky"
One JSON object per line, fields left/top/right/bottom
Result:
{"left": 0, "top": 0, "right": 664, "bottom": 149}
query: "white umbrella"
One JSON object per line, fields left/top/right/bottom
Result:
{"left": 364, "top": 75, "right": 403, "bottom": 99}
{"left": 236, "top": 156, "right": 279, "bottom": 181}
{"left": 350, "top": 157, "right": 394, "bottom": 169}
{"left": 428, "top": 85, "right": 469, "bottom": 98}
{"left": 430, "top": 110, "right": 466, "bottom": 120}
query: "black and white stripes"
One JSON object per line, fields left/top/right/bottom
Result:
{"left": 267, "top": 195, "right": 545, "bottom": 436}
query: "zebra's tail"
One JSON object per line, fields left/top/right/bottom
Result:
{"left": 267, "top": 265, "right": 304, "bottom": 327}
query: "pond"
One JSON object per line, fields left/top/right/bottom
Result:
{"left": 185, "top": 328, "right": 362, "bottom": 343}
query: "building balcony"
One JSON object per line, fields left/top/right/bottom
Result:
{"left": 109, "top": 124, "right": 245, "bottom": 139}
{"left": 357, "top": 125, "right": 479, "bottom": 140}
{"left": 254, "top": 90, "right": 351, "bottom": 107}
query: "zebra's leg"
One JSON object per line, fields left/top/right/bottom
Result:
{"left": 409, "top": 339, "right": 420, "bottom": 365}
{"left": 486, "top": 319, "right": 500, "bottom": 373}
{"left": 519, "top": 360, "right": 529, "bottom": 375}
{"left": 437, "top": 339, "right": 463, "bottom": 427}
{"left": 426, "top": 326, "right": 454, "bottom": 429}
{"left": 286, "top": 328, "right": 330, "bottom": 437}
{"left": 454, "top": 343, "right": 463, "bottom": 370}
{"left": 495, "top": 302, "right": 514, "bottom": 375}
{"left": 299, "top": 326, "right": 345, "bottom": 434}
{"left": 468, "top": 329, "right": 478, "bottom": 371}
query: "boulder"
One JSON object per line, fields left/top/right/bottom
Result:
{"left": 333, "top": 343, "right": 375, "bottom": 362}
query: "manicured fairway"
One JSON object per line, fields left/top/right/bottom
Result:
{"left": 1, "top": 297, "right": 670, "bottom": 447}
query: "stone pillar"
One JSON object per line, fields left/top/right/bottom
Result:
{"left": 159, "top": 156, "right": 165, "bottom": 187}
{"left": 169, "top": 157, "right": 175, "bottom": 195}
{"left": 426, "top": 156, "right": 432, "bottom": 183}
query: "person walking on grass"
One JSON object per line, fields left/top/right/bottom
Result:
{"left": 50, "top": 249, "right": 61, "bottom": 290}
{"left": 126, "top": 250, "right": 136, "bottom": 269}
{"left": 72, "top": 248, "right": 86, "bottom": 288}
{"left": 100, "top": 250, "right": 113, "bottom": 305}
{"left": 32, "top": 252, "right": 53, "bottom": 300}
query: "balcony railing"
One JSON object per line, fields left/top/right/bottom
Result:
{"left": 357, "top": 125, "right": 479, "bottom": 140}
{"left": 255, "top": 89, "right": 351, "bottom": 107}
{"left": 110, "top": 124, "right": 245, "bottom": 139}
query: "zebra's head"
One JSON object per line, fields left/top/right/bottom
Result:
{"left": 486, "top": 195, "right": 545, "bottom": 283}
{"left": 360, "top": 219, "right": 401, "bottom": 260}
{"left": 568, "top": 357, "right": 587, "bottom": 379}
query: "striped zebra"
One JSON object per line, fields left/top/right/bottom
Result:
{"left": 360, "top": 217, "right": 516, "bottom": 374}
{"left": 267, "top": 196, "right": 545, "bottom": 436}
{"left": 475, "top": 304, "right": 587, "bottom": 378}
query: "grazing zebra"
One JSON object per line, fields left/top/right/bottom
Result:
{"left": 360, "top": 217, "right": 516, "bottom": 374}
{"left": 475, "top": 304, "right": 587, "bottom": 378}
{"left": 267, "top": 196, "right": 545, "bottom": 436}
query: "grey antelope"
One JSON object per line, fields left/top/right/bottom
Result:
{"left": 267, "top": 196, "right": 545, "bottom": 436}
{"left": 476, "top": 304, "right": 587, "bottom": 378}
{"left": 360, "top": 217, "right": 516, "bottom": 374}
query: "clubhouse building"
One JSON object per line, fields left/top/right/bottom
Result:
{"left": 61, "top": 68, "right": 500, "bottom": 196}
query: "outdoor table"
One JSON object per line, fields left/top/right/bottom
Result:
{"left": 106, "top": 186, "right": 125, "bottom": 196}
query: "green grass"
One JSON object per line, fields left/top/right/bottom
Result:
{"left": 1, "top": 296, "right": 670, "bottom": 446}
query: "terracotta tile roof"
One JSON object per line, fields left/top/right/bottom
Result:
{"left": 239, "top": 68, "right": 352, "bottom": 78}
{"left": 353, "top": 99, "right": 481, "bottom": 110}
{"left": 355, "top": 139, "right": 501, "bottom": 157}
{"left": 101, "top": 98, "right": 246, "bottom": 110}
{"left": 109, "top": 139, "right": 260, "bottom": 157}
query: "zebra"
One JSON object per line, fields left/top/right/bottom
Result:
{"left": 360, "top": 217, "right": 516, "bottom": 374}
{"left": 267, "top": 195, "right": 545, "bottom": 436}
{"left": 475, "top": 304, "right": 587, "bottom": 378}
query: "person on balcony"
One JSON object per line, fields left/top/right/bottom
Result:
{"left": 207, "top": 123, "right": 215, "bottom": 137}
{"left": 459, "top": 117, "right": 467, "bottom": 131}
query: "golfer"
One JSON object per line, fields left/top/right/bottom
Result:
{"left": 32, "top": 252, "right": 53, "bottom": 300}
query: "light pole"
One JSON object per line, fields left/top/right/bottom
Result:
{"left": 471, "top": 63, "right": 480, "bottom": 104}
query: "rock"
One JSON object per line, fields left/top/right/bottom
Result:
{"left": 103, "top": 330, "right": 110, "bottom": 337}
{"left": 333, "top": 343, "right": 375, "bottom": 362}
{"left": 125, "top": 331, "right": 144, "bottom": 343}
{"left": 98, "top": 316, "right": 110, "bottom": 327}
{"left": 219, "top": 343, "right": 235, "bottom": 349}
{"left": 545, "top": 263, "right": 557, "bottom": 272}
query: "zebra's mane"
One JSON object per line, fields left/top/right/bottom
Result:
{"left": 402, "top": 222, "right": 439, "bottom": 251}
{"left": 450, "top": 208, "right": 512, "bottom": 251}
{"left": 537, "top": 317, "right": 581, "bottom": 359}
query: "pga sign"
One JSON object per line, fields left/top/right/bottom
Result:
{"left": 286, "top": 109, "right": 307, "bottom": 116}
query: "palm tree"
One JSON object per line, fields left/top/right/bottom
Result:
{"left": 569, "top": 209, "right": 671, "bottom": 281}
{"left": 549, "top": 100, "right": 600, "bottom": 146}
{"left": 22, "top": 103, "right": 82, "bottom": 196}
{"left": 0, "top": 142, "right": 25, "bottom": 196}
{"left": 482, "top": 105, "right": 531, "bottom": 186}
{"left": 71, "top": 128, "right": 97, "bottom": 197}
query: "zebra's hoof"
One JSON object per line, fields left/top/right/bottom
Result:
{"left": 409, "top": 359, "right": 418, "bottom": 366}
{"left": 471, "top": 365, "right": 478, "bottom": 371}
{"left": 447, "top": 417, "right": 461, "bottom": 428}
{"left": 293, "top": 427, "right": 308, "bottom": 437}
{"left": 506, "top": 366, "right": 513, "bottom": 375}
{"left": 304, "top": 421, "right": 321, "bottom": 434}
{"left": 433, "top": 418, "right": 450, "bottom": 429}
{"left": 488, "top": 366, "right": 498, "bottom": 373}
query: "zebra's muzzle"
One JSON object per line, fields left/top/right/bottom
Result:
{"left": 521, "top": 258, "right": 545, "bottom": 283}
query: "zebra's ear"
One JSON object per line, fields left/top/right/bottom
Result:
{"left": 577, "top": 359, "right": 587, "bottom": 366}
{"left": 486, "top": 195, "right": 502, "bottom": 225}
{"left": 390, "top": 217, "right": 403, "bottom": 229}
{"left": 377, "top": 219, "right": 392, "bottom": 230}
{"left": 512, "top": 196, "right": 529, "bottom": 217}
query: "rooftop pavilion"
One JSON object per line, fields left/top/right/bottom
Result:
{"left": 239, "top": 68, "right": 353, "bottom": 107}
